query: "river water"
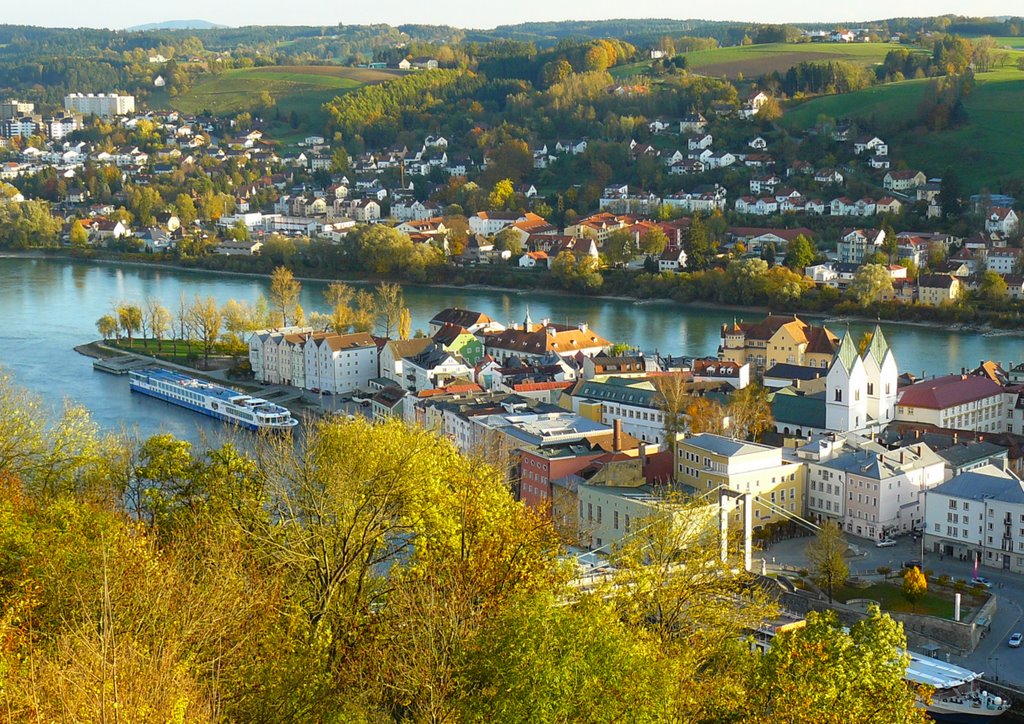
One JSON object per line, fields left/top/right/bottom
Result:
{"left": 0, "top": 256, "right": 1021, "bottom": 442}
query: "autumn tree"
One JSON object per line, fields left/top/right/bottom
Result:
{"left": 116, "top": 303, "right": 142, "bottom": 348}
{"left": 640, "top": 227, "right": 669, "bottom": 256}
{"left": 603, "top": 228, "right": 639, "bottom": 266}
{"left": 686, "top": 396, "right": 726, "bottom": 435}
{"left": 978, "top": 270, "right": 1008, "bottom": 304}
{"left": 807, "top": 522, "right": 849, "bottom": 603}
{"left": 70, "top": 219, "right": 89, "bottom": 247}
{"left": 748, "top": 606, "right": 928, "bottom": 723}
{"left": 186, "top": 295, "right": 222, "bottom": 366}
{"left": 654, "top": 374, "right": 691, "bottom": 462}
{"left": 903, "top": 565, "right": 928, "bottom": 610}
{"left": 96, "top": 314, "right": 118, "bottom": 341}
{"left": 726, "top": 383, "right": 774, "bottom": 441}
{"left": 269, "top": 266, "right": 301, "bottom": 326}
{"left": 374, "top": 282, "right": 406, "bottom": 338}
{"left": 144, "top": 297, "right": 172, "bottom": 351}
{"left": 487, "top": 178, "right": 516, "bottom": 212}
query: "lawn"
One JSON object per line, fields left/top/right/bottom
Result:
{"left": 683, "top": 42, "right": 910, "bottom": 78}
{"left": 781, "top": 58, "right": 1024, "bottom": 191}
{"left": 166, "top": 65, "right": 401, "bottom": 121}
{"left": 110, "top": 337, "right": 242, "bottom": 366}
{"left": 835, "top": 580, "right": 984, "bottom": 619}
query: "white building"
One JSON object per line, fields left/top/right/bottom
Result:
{"left": 64, "top": 93, "right": 135, "bottom": 116}
{"left": 924, "top": 465, "right": 1024, "bottom": 574}
{"left": 303, "top": 333, "right": 378, "bottom": 394}
{"left": 896, "top": 374, "right": 1005, "bottom": 432}
{"left": 826, "top": 327, "right": 898, "bottom": 434}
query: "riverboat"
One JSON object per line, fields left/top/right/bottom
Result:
{"left": 128, "top": 368, "right": 298, "bottom": 431}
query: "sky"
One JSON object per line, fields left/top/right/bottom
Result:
{"left": 6, "top": 1, "right": 1023, "bottom": 30}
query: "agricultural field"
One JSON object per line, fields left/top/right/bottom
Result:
{"left": 164, "top": 65, "right": 402, "bottom": 121}
{"left": 781, "top": 60, "right": 1024, "bottom": 191}
{"left": 684, "top": 42, "right": 908, "bottom": 78}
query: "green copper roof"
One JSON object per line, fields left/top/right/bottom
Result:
{"left": 866, "top": 324, "right": 891, "bottom": 366}
{"left": 836, "top": 332, "right": 859, "bottom": 371}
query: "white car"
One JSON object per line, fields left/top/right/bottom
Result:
{"left": 1009, "top": 633, "right": 1022, "bottom": 649}
{"left": 876, "top": 538, "right": 897, "bottom": 548}
{"left": 971, "top": 577, "right": 992, "bottom": 589}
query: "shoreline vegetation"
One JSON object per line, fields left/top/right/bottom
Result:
{"left": 6, "top": 248, "right": 1021, "bottom": 339}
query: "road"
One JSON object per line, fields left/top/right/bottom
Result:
{"left": 762, "top": 533, "right": 1024, "bottom": 687}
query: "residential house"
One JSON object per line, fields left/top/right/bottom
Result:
{"left": 719, "top": 314, "right": 839, "bottom": 375}
{"left": 836, "top": 228, "right": 885, "bottom": 263}
{"left": 917, "top": 274, "right": 962, "bottom": 306}
{"left": 986, "top": 207, "right": 1020, "bottom": 237}
{"left": 884, "top": 170, "right": 927, "bottom": 192}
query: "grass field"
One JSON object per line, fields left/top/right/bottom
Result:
{"left": 835, "top": 580, "right": 984, "bottom": 619}
{"left": 166, "top": 65, "right": 402, "bottom": 120}
{"left": 782, "top": 59, "right": 1024, "bottom": 191}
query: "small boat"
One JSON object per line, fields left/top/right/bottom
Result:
{"left": 906, "top": 650, "right": 1010, "bottom": 721}
{"left": 129, "top": 368, "right": 298, "bottom": 431}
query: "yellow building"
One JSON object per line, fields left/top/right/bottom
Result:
{"left": 676, "top": 433, "right": 806, "bottom": 530}
{"left": 719, "top": 314, "right": 838, "bottom": 376}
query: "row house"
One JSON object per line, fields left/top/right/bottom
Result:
{"left": 924, "top": 466, "right": 1024, "bottom": 574}
{"left": 896, "top": 374, "right": 1005, "bottom": 432}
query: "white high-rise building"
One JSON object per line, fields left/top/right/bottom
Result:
{"left": 64, "top": 93, "right": 135, "bottom": 117}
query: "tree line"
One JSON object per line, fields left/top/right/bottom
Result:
{"left": 0, "top": 370, "right": 930, "bottom": 722}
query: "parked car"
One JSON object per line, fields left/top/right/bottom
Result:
{"left": 876, "top": 538, "right": 897, "bottom": 548}
{"left": 1009, "top": 632, "right": 1022, "bottom": 648}
{"left": 903, "top": 559, "right": 922, "bottom": 570}
{"left": 971, "top": 577, "right": 992, "bottom": 589}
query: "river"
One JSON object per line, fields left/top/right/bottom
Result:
{"left": 0, "top": 256, "right": 1022, "bottom": 442}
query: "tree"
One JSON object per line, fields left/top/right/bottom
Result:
{"left": 756, "top": 96, "right": 782, "bottom": 122}
{"left": 881, "top": 223, "right": 899, "bottom": 263}
{"left": 938, "top": 166, "right": 963, "bottom": 218}
{"left": 761, "top": 241, "right": 777, "bottom": 266}
{"left": 96, "top": 314, "right": 118, "bottom": 341}
{"left": 144, "top": 297, "right": 172, "bottom": 351}
{"left": 654, "top": 375, "right": 691, "bottom": 463}
{"left": 783, "top": 234, "right": 816, "bottom": 271}
{"left": 640, "top": 228, "right": 668, "bottom": 256}
{"left": 175, "top": 193, "right": 198, "bottom": 227}
{"left": 70, "top": 219, "right": 89, "bottom": 248}
{"left": 186, "top": 295, "right": 221, "bottom": 366}
{"left": 685, "top": 396, "right": 726, "bottom": 435}
{"left": 269, "top": 266, "right": 301, "bottom": 327}
{"left": 330, "top": 147, "right": 350, "bottom": 174}
{"left": 603, "top": 228, "right": 639, "bottom": 266}
{"left": 806, "top": 522, "right": 849, "bottom": 603}
{"left": 847, "top": 264, "right": 894, "bottom": 306}
{"left": 726, "top": 383, "right": 773, "bottom": 441}
{"left": 492, "top": 227, "right": 524, "bottom": 256}
{"left": 398, "top": 307, "right": 412, "bottom": 341}
{"left": 374, "top": 282, "right": 406, "bottom": 338}
{"left": 683, "top": 214, "right": 711, "bottom": 270}
{"left": 978, "top": 270, "right": 1007, "bottom": 304}
{"left": 903, "top": 566, "right": 928, "bottom": 610}
{"left": 487, "top": 179, "right": 516, "bottom": 212}
{"left": 749, "top": 606, "right": 928, "bottom": 723}
{"left": 117, "top": 303, "right": 142, "bottom": 348}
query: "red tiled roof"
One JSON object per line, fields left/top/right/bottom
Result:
{"left": 898, "top": 375, "right": 1003, "bottom": 410}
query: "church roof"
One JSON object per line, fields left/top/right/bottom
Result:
{"left": 866, "top": 324, "right": 891, "bottom": 366}
{"left": 835, "top": 332, "right": 859, "bottom": 371}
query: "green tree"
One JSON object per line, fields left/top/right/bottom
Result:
{"left": 979, "top": 270, "right": 1008, "bottom": 304}
{"left": 640, "top": 227, "right": 668, "bottom": 257}
{"left": 806, "top": 522, "right": 849, "bottom": 603}
{"left": 783, "top": 234, "right": 816, "bottom": 271}
{"left": 603, "top": 228, "right": 639, "bottom": 266}
{"left": 175, "top": 194, "right": 197, "bottom": 227}
{"left": 186, "top": 295, "right": 222, "bottom": 366}
{"left": 903, "top": 566, "right": 928, "bottom": 610}
{"left": 848, "top": 264, "right": 894, "bottom": 306}
{"left": 938, "top": 166, "right": 963, "bottom": 218}
{"left": 492, "top": 227, "right": 524, "bottom": 256}
{"left": 881, "top": 223, "right": 899, "bottom": 263}
{"left": 684, "top": 214, "right": 711, "bottom": 270}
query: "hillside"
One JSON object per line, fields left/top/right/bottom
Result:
{"left": 163, "top": 65, "right": 402, "bottom": 132}
{"left": 612, "top": 42, "right": 910, "bottom": 81}
{"left": 126, "top": 19, "right": 228, "bottom": 30}
{"left": 782, "top": 62, "right": 1024, "bottom": 191}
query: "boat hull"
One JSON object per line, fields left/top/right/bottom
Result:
{"left": 130, "top": 383, "right": 263, "bottom": 430}
{"left": 926, "top": 710, "right": 1009, "bottom": 723}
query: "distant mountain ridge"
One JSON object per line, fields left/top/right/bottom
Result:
{"left": 126, "top": 19, "right": 228, "bottom": 31}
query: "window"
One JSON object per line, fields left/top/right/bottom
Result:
{"left": 834, "top": 389, "right": 842, "bottom": 402}
{"left": 587, "top": 503, "right": 593, "bottom": 522}
{"left": 614, "top": 511, "right": 619, "bottom": 530}
{"left": 597, "top": 506, "right": 602, "bottom": 524}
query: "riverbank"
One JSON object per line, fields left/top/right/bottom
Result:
{"left": 4, "top": 249, "right": 1021, "bottom": 338}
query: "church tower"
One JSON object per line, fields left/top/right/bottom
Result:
{"left": 862, "top": 324, "right": 898, "bottom": 425}
{"left": 826, "top": 332, "right": 868, "bottom": 432}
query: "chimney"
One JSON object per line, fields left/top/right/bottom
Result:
{"left": 900, "top": 451, "right": 904, "bottom": 463}
{"left": 640, "top": 442, "right": 648, "bottom": 470}
{"left": 953, "top": 432, "right": 958, "bottom": 445}
{"left": 613, "top": 419, "right": 623, "bottom": 452}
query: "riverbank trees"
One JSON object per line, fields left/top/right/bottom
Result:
{"left": 0, "top": 373, "right": 928, "bottom": 721}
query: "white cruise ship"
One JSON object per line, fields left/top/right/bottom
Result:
{"left": 129, "top": 368, "right": 298, "bottom": 431}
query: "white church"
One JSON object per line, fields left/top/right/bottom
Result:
{"left": 825, "top": 325, "right": 899, "bottom": 434}
{"left": 771, "top": 324, "right": 898, "bottom": 437}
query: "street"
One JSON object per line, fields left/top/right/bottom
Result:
{"left": 762, "top": 534, "right": 1024, "bottom": 687}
